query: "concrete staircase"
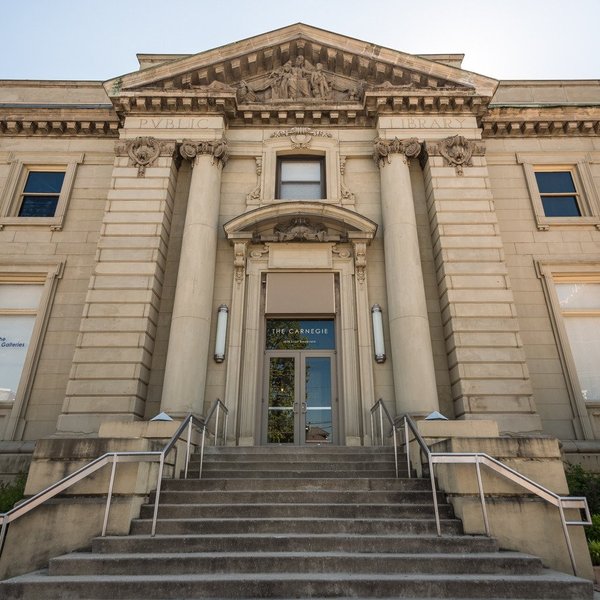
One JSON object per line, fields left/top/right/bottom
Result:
{"left": 0, "top": 446, "right": 593, "bottom": 599}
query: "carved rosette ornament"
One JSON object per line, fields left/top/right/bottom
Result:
{"left": 373, "top": 137, "right": 422, "bottom": 167}
{"left": 426, "top": 135, "right": 485, "bottom": 175}
{"left": 120, "top": 137, "right": 167, "bottom": 176}
{"left": 180, "top": 137, "right": 230, "bottom": 168}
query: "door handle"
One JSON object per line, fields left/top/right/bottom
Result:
{"left": 301, "top": 402, "right": 307, "bottom": 414}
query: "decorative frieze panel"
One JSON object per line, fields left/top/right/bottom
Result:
{"left": 270, "top": 127, "right": 332, "bottom": 148}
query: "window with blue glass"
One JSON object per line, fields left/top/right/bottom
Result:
{"left": 534, "top": 171, "right": 581, "bottom": 217}
{"left": 18, "top": 171, "right": 66, "bottom": 217}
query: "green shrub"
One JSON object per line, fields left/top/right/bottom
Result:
{"left": 565, "top": 463, "right": 600, "bottom": 515}
{"left": 588, "top": 540, "right": 600, "bottom": 566}
{"left": 0, "top": 473, "right": 27, "bottom": 513}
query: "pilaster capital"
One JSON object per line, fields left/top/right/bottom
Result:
{"left": 180, "top": 137, "right": 229, "bottom": 169}
{"left": 373, "top": 137, "right": 422, "bottom": 168}
{"left": 423, "top": 134, "right": 485, "bottom": 175}
{"left": 116, "top": 136, "right": 178, "bottom": 176}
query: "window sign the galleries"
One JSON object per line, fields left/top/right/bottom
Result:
{"left": 266, "top": 319, "right": 335, "bottom": 350}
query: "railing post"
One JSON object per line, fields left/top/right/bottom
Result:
{"left": 392, "top": 425, "right": 398, "bottom": 478}
{"left": 558, "top": 500, "right": 579, "bottom": 576}
{"left": 214, "top": 403, "right": 220, "bottom": 447}
{"left": 475, "top": 455, "right": 490, "bottom": 536}
{"left": 184, "top": 417, "right": 192, "bottom": 480}
{"left": 379, "top": 404, "right": 384, "bottom": 446}
{"left": 151, "top": 453, "right": 165, "bottom": 537}
{"left": 223, "top": 409, "right": 228, "bottom": 445}
{"left": 370, "top": 411, "right": 374, "bottom": 446}
{"left": 0, "top": 519, "right": 8, "bottom": 555}
{"left": 199, "top": 426, "right": 206, "bottom": 479}
{"left": 429, "top": 456, "right": 441, "bottom": 536}
{"left": 102, "top": 455, "right": 117, "bottom": 536}
{"left": 404, "top": 417, "right": 411, "bottom": 478}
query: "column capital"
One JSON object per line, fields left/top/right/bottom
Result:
{"left": 116, "top": 136, "right": 178, "bottom": 176}
{"left": 373, "top": 137, "right": 422, "bottom": 168}
{"left": 180, "top": 137, "right": 229, "bottom": 169}
{"left": 423, "top": 134, "right": 486, "bottom": 175}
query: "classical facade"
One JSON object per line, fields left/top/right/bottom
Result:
{"left": 0, "top": 23, "right": 599, "bottom": 458}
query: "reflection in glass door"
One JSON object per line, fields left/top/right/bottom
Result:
{"left": 267, "top": 356, "right": 296, "bottom": 444}
{"left": 265, "top": 352, "right": 335, "bottom": 444}
{"left": 304, "top": 356, "right": 333, "bottom": 443}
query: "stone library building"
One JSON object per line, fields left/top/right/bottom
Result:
{"left": 0, "top": 23, "right": 599, "bottom": 598}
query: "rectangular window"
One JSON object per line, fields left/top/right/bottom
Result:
{"left": 0, "top": 153, "right": 83, "bottom": 230}
{"left": 518, "top": 154, "right": 600, "bottom": 230}
{"left": 277, "top": 157, "right": 325, "bottom": 200}
{"left": 555, "top": 281, "right": 600, "bottom": 403}
{"left": 534, "top": 171, "right": 581, "bottom": 217}
{"left": 18, "top": 171, "right": 66, "bottom": 217}
{"left": 0, "top": 283, "right": 44, "bottom": 404}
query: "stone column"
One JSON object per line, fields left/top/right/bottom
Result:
{"left": 422, "top": 135, "right": 541, "bottom": 434}
{"left": 160, "top": 138, "right": 228, "bottom": 417}
{"left": 374, "top": 137, "right": 439, "bottom": 416}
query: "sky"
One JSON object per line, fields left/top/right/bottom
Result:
{"left": 1, "top": 0, "right": 599, "bottom": 82}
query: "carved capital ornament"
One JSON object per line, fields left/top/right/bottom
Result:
{"left": 180, "top": 137, "right": 230, "bottom": 168}
{"left": 373, "top": 137, "right": 422, "bottom": 167}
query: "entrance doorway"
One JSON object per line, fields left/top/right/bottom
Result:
{"left": 263, "top": 319, "right": 336, "bottom": 444}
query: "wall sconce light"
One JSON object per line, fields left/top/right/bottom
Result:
{"left": 214, "top": 304, "right": 229, "bottom": 363}
{"left": 371, "top": 304, "right": 386, "bottom": 364}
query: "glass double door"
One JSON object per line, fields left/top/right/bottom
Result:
{"left": 265, "top": 351, "right": 335, "bottom": 444}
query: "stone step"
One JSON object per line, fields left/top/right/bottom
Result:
{"left": 161, "top": 477, "right": 429, "bottom": 491}
{"left": 2, "top": 570, "right": 592, "bottom": 599}
{"left": 200, "top": 451, "right": 403, "bottom": 463}
{"left": 202, "top": 446, "right": 398, "bottom": 455}
{"left": 129, "top": 516, "right": 462, "bottom": 536}
{"left": 198, "top": 460, "right": 399, "bottom": 471}
{"left": 92, "top": 533, "right": 500, "bottom": 555}
{"left": 48, "top": 551, "right": 543, "bottom": 577}
{"left": 187, "top": 468, "right": 399, "bottom": 478}
{"left": 139, "top": 502, "right": 453, "bottom": 519}
{"left": 152, "top": 489, "right": 444, "bottom": 504}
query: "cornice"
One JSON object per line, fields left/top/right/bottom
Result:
{"left": 0, "top": 106, "right": 120, "bottom": 137}
{"left": 482, "top": 106, "right": 600, "bottom": 137}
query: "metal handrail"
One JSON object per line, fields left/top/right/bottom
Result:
{"left": 398, "top": 413, "right": 592, "bottom": 576}
{"left": 197, "top": 398, "right": 229, "bottom": 479}
{"left": 0, "top": 399, "right": 229, "bottom": 559}
{"left": 369, "top": 398, "right": 399, "bottom": 478}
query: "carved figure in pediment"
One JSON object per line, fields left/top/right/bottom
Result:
{"left": 275, "top": 217, "right": 327, "bottom": 242}
{"left": 290, "top": 56, "right": 311, "bottom": 99}
{"left": 311, "top": 63, "right": 330, "bottom": 99}
{"left": 237, "top": 80, "right": 257, "bottom": 103}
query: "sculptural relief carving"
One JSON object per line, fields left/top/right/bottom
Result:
{"left": 233, "top": 241, "right": 248, "bottom": 283}
{"left": 339, "top": 156, "right": 356, "bottom": 204}
{"left": 373, "top": 137, "right": 422, "bottom": 167}
{"left": 180, "top": 137, "right": 229, "bottom": 168}
{"left": 352, "top": 241, "right": 368, "bottom": 283}
{"left": 426, "top": 135, "right": 485, "bottom": 175}
{"left": 275, "top": 217, "right": 327, "bottom": 242}
{"left": 246, "top": 157, "right": 262, "bottom": 204}
{"left": 270, "top": 127, "right": 332, "bottom": 149}
{"left": 120, "top": 136, "right": 176, "bottom": 176}
{"left": 233, "top": 55, "right": 366, "bottom": 103}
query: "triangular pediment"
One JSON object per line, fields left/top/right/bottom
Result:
{"left": 104, "top": 23, "right": 497, "bottom": 109}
